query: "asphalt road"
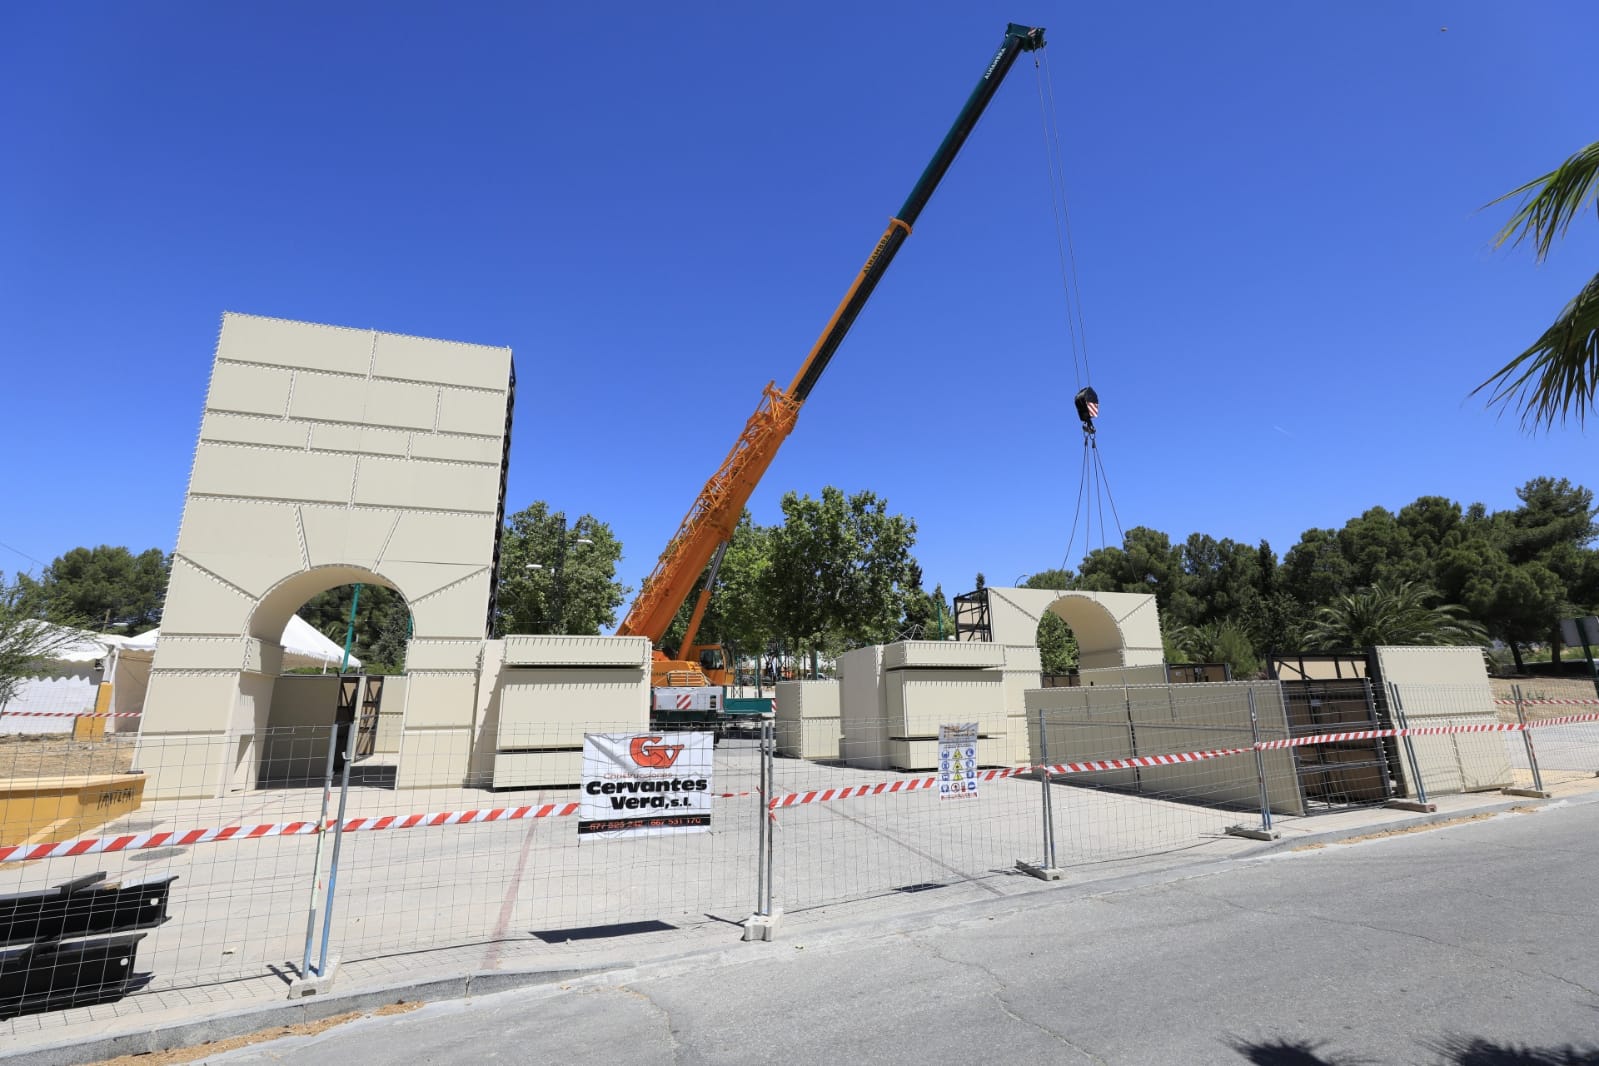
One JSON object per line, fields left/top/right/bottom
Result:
{"left": 210, "top": 800, "right": 1599, "bottom": 1066}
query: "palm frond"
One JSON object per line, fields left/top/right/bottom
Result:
{"left": 1473, "top": 272, "right": 1599, "bottom": 430}
{"left": 1488, "top": 140, "right": 1599, "bottom": 263}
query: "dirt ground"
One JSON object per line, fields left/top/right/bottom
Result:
{"left": 0, "top": 734, "right": 138, "bottom": 780}
{"left": 85, "top": 1001, "right": 421, "bottom": 1066}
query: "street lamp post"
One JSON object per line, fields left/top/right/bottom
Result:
{"left": 527, "top": 513, "right": 593, "bottom": 635}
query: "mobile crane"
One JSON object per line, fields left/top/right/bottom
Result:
{"left": 617, "top": 22, "right": 1047, "bottom": 731}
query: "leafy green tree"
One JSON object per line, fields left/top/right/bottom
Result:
{"left": 1, "top": 574, "right": 91, "bottom": 706}
{"left": 900, "top": 564, "right": 955, "bottom": 640}
{"left": 762, "top": 486, "right": 919, "bottom": 662}
{"left": 495, "top": 502, "right": 627, "bottom": 636}
{"left": 1168, "top": 621, "right": 1261, "bottom": 679}
{"left": 297, "top": 583, "right": 410, "bottom": 671}
{"left": 1022, "top": 573, "right": 1079, "bottom": 674}
{"left": 22, "top": 546, "right": 168, "bottom": 633}
{"left": 1476, "top": 139, "right": 1599, "bottom": 429}
{"left": 1302, "top": 581, "right": 1486, "bottom": 651}
{"left": 662, "top": 512, "right": 774, "bottom": 662}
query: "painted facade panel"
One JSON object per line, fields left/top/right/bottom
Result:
{"left": 310, "top": 423, "right": 410, "bottom": 457}
{"left": 383, "top": 511, "right": 498, "bottom": 567}
{"left": 155, "top": 559, "right": 256, "bottom": 635}
{"left": 218, "top": 313, "right": 374, "bottom": 375}
{"left": 189, "top": 442, "right": 356, "bottom": 505}
{"left": 408, "top": 433, "right": 504, "bottom": 465}
{"left": 435, "top": 387, "right": 510, "bottom": 435}
{"left": 372, "top": 331, "right": 512, "bottom": 392}
{"left": 776, "top": 717, "right": 841, "bottom": 760}
{"left": 838, "top": 645, "right": 888, "bottom": 769}
{"left": 200, "top": 412, "right": 309, "bottom": 449}
{"left": 351, "top": 455, "right": 500, "bottom": 512}
{"left": 881, "top": 640, "right": 1006, "bottom": 671}
{"left": 298, "top": 505, "right": 398, "bottom": 571}
{"left": 179, "top": 498, "right": 308, "bottom": 598}
{"left": 497, "top": 672, "right": 648, "bottom": 738}
{"left": 775, "top": 680, "right": 840, "bottom": 721}
{"left": 500, "top": 635, "right": 652, "bottom": 668}
{"left": 366, "top": 378, "right": 444, "bottom": 431}
{"left": 205, "top": 362, "right": 293, "bottom": 418}
{"left": 286, "top": 372, "right": 370, "bottom": 424}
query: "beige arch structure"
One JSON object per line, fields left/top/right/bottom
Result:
{"left": 138, "top": 313, "right": 514, "bottom": 796}
{"left": 982, "top": 587, "right": 1163, "bottom": 669}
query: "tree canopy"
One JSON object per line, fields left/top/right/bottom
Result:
{"left": 17, "top": 546, "right": 168, "bottom": 634}
{"left": 494, "top": 502, "right": 627, "bottom": 637}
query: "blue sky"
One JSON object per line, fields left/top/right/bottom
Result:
{"left": 2, "top": 2, "right": 1595, "bottom": 614}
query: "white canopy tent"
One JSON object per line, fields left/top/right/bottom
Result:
{"left": 117, "top": 615, "right": 362, "bottom": 672}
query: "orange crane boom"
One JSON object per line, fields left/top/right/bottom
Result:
{"left": 616, "top": 23, "right": 1046, "bottom": 668}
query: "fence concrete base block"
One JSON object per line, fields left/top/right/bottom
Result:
{"left": 741, "top": 909, "right": 782, "bottom": 942}
{"left": 287, "top": 957, "right": 340, "bottom": 999}
{"left": 1225, "top": 824, "right": 1281, "bottom": 841}
{"left": 1503, "top": 787, "right": 1554, "bottom": 799}
{"left": 1385, "top": 799, "right": 1437, "bottom": 813}
{"left": 1014, "top": 860, "right": 1064, "bottom": 881}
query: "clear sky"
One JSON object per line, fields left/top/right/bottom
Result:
{"left": 3, "top": 2, "right": 1595, "bottom": 616}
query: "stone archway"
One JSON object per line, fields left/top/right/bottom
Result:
{"left": 981, "top": 586, "right": 1163, "bottom": 669}
{"left": 137, "top": 313, "right": 514, "bottom": 796}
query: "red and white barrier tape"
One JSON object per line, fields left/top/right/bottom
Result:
{"left": 8, "top": 716, "right": 1599, "bottom": 861}
{"left": 0, "top": 710, "right": 142, "bottom": 719}
{"left": 0, "top": 802, "right": 579, "bottom": 864}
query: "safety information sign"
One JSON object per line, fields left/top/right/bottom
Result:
{"left": 579, "top": 732, "right": 714, "bottom": 838}
{"left": 938, "top": 723, "right": 979, "bottom": 801}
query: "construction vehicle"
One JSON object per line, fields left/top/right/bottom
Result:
{"left": 617, "top": 22, "right": 1047, "bottom": 733}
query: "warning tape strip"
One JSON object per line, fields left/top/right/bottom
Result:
{"left": 1493, "top": 698, "right": 1599, "bottom": 707}
{"left": 0, "top": 711, "right": 142, "bottom": 719}
{"left": 8, "top": 716, "right": 1599, "bottom": 862}
{"left": 0, "top": 802, "right": 580, "bottom": 864}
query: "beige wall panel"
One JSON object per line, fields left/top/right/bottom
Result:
{"left": 384, "top": 511, "right": 498, "bottom": 568}
{"left": 396, "top": 729, "right": 472, "bottom": 788}
{"left": 984, "top": 587, "right": 1164, "bottom": 669}
{"left": 409, "top": 569, "right": 493, "bottom": 640}
{"left": 139, "top": 672, "right": 240, "bottom": 734}
{"left": 776, "top": 717, "right": 841, "bottom": 760}
{"left": 497, "top": 672, "right": 648, "bottom": 738}
{"left": 365, "top": 378, "right": 443, "bottom": 432}
{"left": 889, "top": 737, "right": 1007, "bottom": 770}
{"left": 179, "top": 498, "right": 307, "bottom": 596}
{"left": 352, "top": 455, "right": 499, "bottom": 513}
{"left": 267, "top": 674, "right": 341, "bottom": 728}
{"left": 205, "top": 362, "right": 293, "bottom": 418}
{"left": 1080, "top": 664, "right": 1170, "bottom": 687}
{"left": 1003, "top": 646, "right": 1044, "bottom": 672}
{"left": 776, "top": 680, "right": 840, "bottom": 721}
{"left": 1005, "top": 714, "right": 1031, "bottom": 766}
{"left": 190, "top": 442, "right": 356, "bottom": 506}
{"left": 241, "top": 640, "right": 284, "bottom": 677}
{"left": 298, "top": 506, "right": 397, "bottom": 571}
{"left": 500, "top": 636, "right": 651, "bottom": 668}
{"left": 1026, "top": 687, "right": 1136, "bottom": 789}
{"left": 156, "top": 560, "right": 256, "bottom": 635}
{"left": 372, "top": 331, "right": 511, "bottom": 392}
{"left": 1373, "top": 646, "right": 1490, "bottom": 688}
{"left": 148, "top": 637, "right": 250, "bottom": 672}
{"left": 310, "top": 423, "right": 410, "bottom": 457}
{"left": 286, "top": 372, "right": 370, "bottom": 423}
{"left": 377, "top": 561, "right": 487, "bottom": 604}
{"left": 401, "top": 672, "right": 482, "bottom": 729}
{"left": 436, "top": 387, "right": 509, "bottom": 436}
{"left": 219, "top": 313, "right": 373, "bottom": 376}
{"left": 882, "top": 641, "right": 1006, "bottom": 671}
{"left": 1000, "top": 670, "right": 1040, "bottom": 717}
{"left": 468, "top": 640, "right": 507, "bottom": 784}
{"left": 132, "top": 733, "right": 230, "bottom": 798}
{"left": 887, "top": 670, "right": 1006, "bottom": 737}
{"left": 258, "top": 725, "right": 336, "bottom": 784}
{"left": 838, "top": 645, "right": 889, "bottom": 769}
{"left": 408, "top": 433, "right": 503, "bottom": 465}
{"left": 492, "top": 750, "right": 582, "bottom": 789}
{"left": 404, "top": 639, "right": 485, "bottom": 672}
{"left": 200, "top": 412, "right": 309, "bottom": 449}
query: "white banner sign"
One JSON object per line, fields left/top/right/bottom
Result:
{"left": 579, "top": 731, "right": 714, "bottom": 838}
{"left": 938, "top": 723, "right": 979, "bottom": 801}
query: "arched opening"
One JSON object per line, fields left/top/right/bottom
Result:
{"left": 247, "top": 567, "right": 413, "bottom": 788}
{"left": 1044, "top": 595, "right": 1128, "bottom": 671}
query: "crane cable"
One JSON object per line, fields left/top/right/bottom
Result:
{"left": 1034, "top": 49, "right": 1123, "bottom": 575}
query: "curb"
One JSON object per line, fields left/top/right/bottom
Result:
{"left": 1, "top": 965, "right": 616, "bottom": 1066}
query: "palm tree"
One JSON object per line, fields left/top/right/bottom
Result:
{"left": 1475, "top": 140, "right": 1599, "bottom": 430}
{"left": 1303, "top": 580, "right": 1486, "bottom": 651}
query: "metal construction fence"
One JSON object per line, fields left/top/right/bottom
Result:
{"left": 3, "top": 681, "right": 1597, "bottom": 1036}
